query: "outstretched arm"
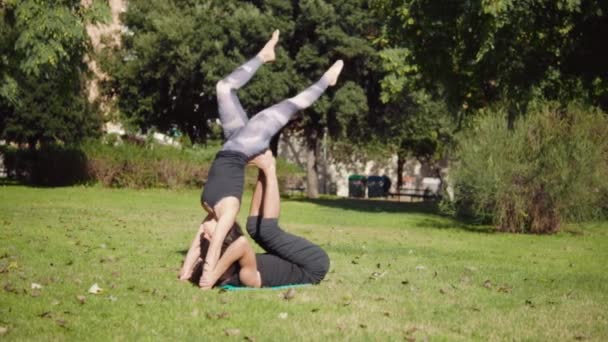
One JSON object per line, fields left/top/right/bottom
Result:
{"left": 200, "top": 197, "right": 240, "bottom": 289}
{"left": 179, "top": 215, "right": 212, "bottom": 280}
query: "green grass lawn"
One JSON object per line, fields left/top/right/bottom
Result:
{"left": 1, "top": 185, "right": 607, "bottom": 341}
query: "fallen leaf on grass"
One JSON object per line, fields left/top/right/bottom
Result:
{"left": 369, "top": 271, "right": 387, "bottom": 280}
{"left": 224, "top": 328, "right": 240, "bottom": 336}
{"left": 483, "top": 280, "right": 493, "bottom": 289}
{"left": 88, "top": 283, "right": 102, "bottom": 294}
{"left": 3, "top": 283, "right": 18, "bottom": 294}
{"left": 38, "top": 311, "right": 52, "bottom": 318}
{"left": 278, "top": 312, "right": 288, "bottom": 319}
{"left": 497, "top": 286, "right": 511, "bottom": 293}
{"left": 0, "top": 326, "right": 7, "bottom": 335}
{"left": 283, "top": 288, "right": 296, "bottom": 300}
{"left": 206, "top": 312, "right": 230, "bottom": 320}
{"left": 76, "top": 295, "right": 86, "bottom": 304}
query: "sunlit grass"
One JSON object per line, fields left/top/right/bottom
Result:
{"left": 1, "top": 185, "right": 607, "bottom": 340}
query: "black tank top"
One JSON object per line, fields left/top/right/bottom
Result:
{"left": 201, "top": 150, "right": 248, "bottom": 208}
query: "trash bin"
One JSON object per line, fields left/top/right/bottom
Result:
{"left": 367, "top": 176, "right": 385, "bottom": 198}
{"left": 348, "top": 175, "right": 367, "bottom": 198}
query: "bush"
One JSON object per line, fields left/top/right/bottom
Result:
{"left": 2, "top": 145, "right": 90, "bottom": 186}
{"left": 451, "top": 102, "right": 608, "bottom": 233}
{"left": 2, "top": 139, "right": 306, "bottom": 191}
{"left": 81, "top": 141, "right": 216, "bottom": 189}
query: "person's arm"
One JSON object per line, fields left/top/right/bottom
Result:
{"left": 199, "top": 236, "right": 261, "bottom": 289}
{"left": 179, "top": 215, "right": 212, "bottom": 280}
{"left": 200, "top": 198, "right": 240, "bottom": 288}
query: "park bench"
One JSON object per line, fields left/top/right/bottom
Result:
{"left": 389, "top": 187, "right": 438, "bottom": 201}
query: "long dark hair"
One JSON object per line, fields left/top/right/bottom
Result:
{"left": 199, "top": 223, "right": 243, "bottom": 286}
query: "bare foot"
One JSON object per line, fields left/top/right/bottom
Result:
{"left": 257, "top": 29, "right": 280, "bottom": 63}
{"left": 323, "top": 60, "right": 344, "bottom": 86}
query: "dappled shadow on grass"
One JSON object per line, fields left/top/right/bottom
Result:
{"left": 288, "top": 196, "right": 439, "bottom": 214}
{"left": 414, "top": 217, "right": 496, "bottom": 234}
{"left": 0, "top": 178, "right": 24, "bottom": 186}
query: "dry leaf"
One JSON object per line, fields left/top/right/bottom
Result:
{"left": 88, "top": 283, "right": 102, "bottom": 294}
{"left": 0, "top": 326, "right": 7, "bottom": 336}
{"left": 31, "top": 283, "right": 43, "bottom": 290}
{"left": 283, "top": 288, "right": 296, "bottom": 300}
{"left": 76, "top": 295, "right": 86, "bottom": 304}
{"left": 224, "top": 328, "right": 240, "bottom": 336}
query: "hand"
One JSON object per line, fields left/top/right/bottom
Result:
{"left": 249, "top": 150, "right": 275, "bottom": 171}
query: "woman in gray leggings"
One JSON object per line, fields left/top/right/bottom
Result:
{"left": 180, "top": 30, "right": 341, "bottom": 288}
{"left": 183, "top": 150, "right": 330, "bottom": 288}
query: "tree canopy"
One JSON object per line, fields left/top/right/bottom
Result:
{"left": 0, "top": 0, "right": 109, "bottom": 146}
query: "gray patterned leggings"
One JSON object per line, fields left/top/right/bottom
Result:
{"left": 217, "top": 56, "right": 330, "bottom": 157}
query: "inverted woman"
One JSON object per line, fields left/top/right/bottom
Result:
{"left": 180, "top": 150, "right": 330, "bottom": 288}
{"left": 178, "top": 30, "right": 342, "bottom": 288}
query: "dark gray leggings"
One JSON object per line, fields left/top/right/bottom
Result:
{"left": 246, "top": 216, "right": 330, "bottom": 286}
{"left": 217, "top": 56, "right": 330, "bottom": 157}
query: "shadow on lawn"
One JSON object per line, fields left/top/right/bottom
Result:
{"left": 0, "top": 178, "right": 23, "bottom": 186}
{"left": 288, "top": 196, "right": 439, "bottom": 214}
{"left": 288, "top": 196, "right": 496, "bottom": 234}
{"left": 414, "top": 217, "right": 495, "bottom": 234}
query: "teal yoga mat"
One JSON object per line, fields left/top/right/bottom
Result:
{"left": 219, "top": 284, "right": 311, "bottom": 291}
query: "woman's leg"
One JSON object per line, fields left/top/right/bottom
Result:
{"left": 223, "top": 60, "right": 343, "bottom": 157}
{"left": 246, "top": 162, "right": 329, "bottom": 283}
{"left": 216, "top": 30, "right": 279, "bottom": 139}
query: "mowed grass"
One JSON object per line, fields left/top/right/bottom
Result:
{"left": 1, "top": 185, "right": 607, "bottom": 341}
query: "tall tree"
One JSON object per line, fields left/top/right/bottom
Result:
{"left": 0, "top": 0, "right": 108, "bottom": 146}
{"left": 107, "top": 0, "right": 379, "bottom": 198}
{"left": 373, "top": 0, "right": 608, "bottom": 123}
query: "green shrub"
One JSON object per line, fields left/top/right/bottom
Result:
{"left": 451, "top": 102, "right": 608, "bottom": 233}
{"left": 81, "top": 141, "right": 217, "bottom": 189}
{"left": 2, "top": 145, "right": 90, "bottom": 186}
{"left": 2, "top": 139, "right": 306, "bottom": 190}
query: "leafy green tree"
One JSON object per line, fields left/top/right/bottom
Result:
{"left": 373, "top": 0, "right": 608, "bottom": 122}
{"left": 107, "top": 0, "right": 380, "bottom": 198}
{"left": 0, "top": 0, "right": 108, "bottom": 146}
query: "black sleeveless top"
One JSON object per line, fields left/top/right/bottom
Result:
{"left": 201, "top": 150, "right": 248, "bottom": 208}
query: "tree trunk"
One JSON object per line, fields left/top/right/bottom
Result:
{"left": 396, "top": 153, "right": 405, "bottom": 191}
{"left": 305, "top": 129, "right": 319, "bottom": 199}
